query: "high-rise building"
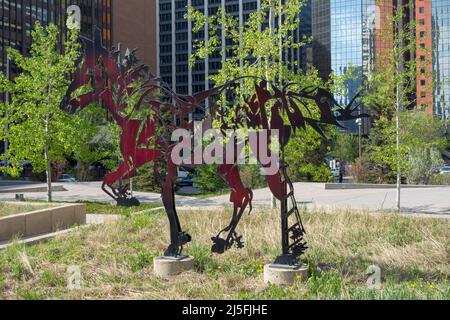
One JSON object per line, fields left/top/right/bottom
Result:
{"left": 312, "top": 0, "right": 424, "bottom": 133}
{"left": 312, "top": 0, "right": 331, "bottom": 80}
{"left": 0, "top": 0, "right": 113, "bottom": 73}
{"left": 157, "top": 0, "right": 312, "bottom": 119}
{"left": 329, "top": 0, "right": 390, "bottom": 133}
{"left": 431, "top": 0, "right": 450, "bottom": 120}
{"left": 0, "top": 0, "right": 159, "bottom": 87}
{"left": 313, "top": 0, "right": 449, "bottom": 122}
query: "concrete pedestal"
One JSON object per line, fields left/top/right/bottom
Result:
{"left": 153, "top": 255, "right": 195, "bottom": 277}
{"left": 264, "top": 263, "right": 308, "bottom": 286}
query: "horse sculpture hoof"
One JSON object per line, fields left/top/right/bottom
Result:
{"left": 211, "top": 237, "right": 228, "bottom": 254}
{"left": 179, "top": 232, "right": 192, "bottom": 246}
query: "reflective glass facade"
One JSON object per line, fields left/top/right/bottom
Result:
{"left": 432, "top": 0, "right": 450, "bottom": 119}
{"left": 330, "top": 0, "right": 377, "bottom": 133}
{"left": 312, "top": 0, "right": 331, "bottom": 80}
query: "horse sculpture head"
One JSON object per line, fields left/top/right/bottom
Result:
{"left": 60, "top": 27, "right": 117, "bottom": 114}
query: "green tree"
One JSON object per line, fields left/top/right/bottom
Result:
{"left": 70, "top": 103, "right": 121, "bottom": 181}
{"left": 328, "top": 132, "right": 359, "bottom": 163}
{"left": 194, "top": 164, "right": 227, "bottom": 193}
{"left": 0, "top": 22, "right": 80, "bottom": 201}
{"left": 186, "top": 0, "right": 333, "bottom": 187}
{"left": 367, "top": 110, "right": 445, "bottom": 184}
{"left": 362, "top": 3, "right": 434, "bottom": 210}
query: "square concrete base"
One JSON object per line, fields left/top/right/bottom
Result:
{"left": 153, "top": 255, "right": 195, "bottom": 277}
{"left": 264, "top": 263, "right": 309, "bottom": 286}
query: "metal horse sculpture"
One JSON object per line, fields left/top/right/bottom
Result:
{"left": 61, "top": 28, "right": 367, "bottom": 265}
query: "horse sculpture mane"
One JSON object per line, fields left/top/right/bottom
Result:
{"left": 61, "top": 27, "right": 368, "bottom": 265}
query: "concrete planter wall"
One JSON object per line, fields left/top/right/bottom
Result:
{"left": 0, "top": 203, "right": 86, "bottom": 242}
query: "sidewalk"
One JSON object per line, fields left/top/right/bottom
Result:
{"left": 1, "top": 181, "right": 449, "bottom": 215}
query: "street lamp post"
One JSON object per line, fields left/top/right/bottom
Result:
{"left": 356, "top": 118, "right": 362, "bottom": 159}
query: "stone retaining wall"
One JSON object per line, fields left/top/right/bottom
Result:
{"left": 0, "top": 204, "right": 86, "bottom": 242}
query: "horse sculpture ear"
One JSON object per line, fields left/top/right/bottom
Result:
{"left": 93, "top": 26, "right": 104, "bottom": 47}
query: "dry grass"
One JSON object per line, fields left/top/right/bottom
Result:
{"left": 0, "top": 208, "right": 448, "bottom": 300}
{"left": 0, "top": 202, "right": 53, "bottom": 218}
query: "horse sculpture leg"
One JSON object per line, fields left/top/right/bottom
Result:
{"left": 161, "top": 159, "right": 191, "bottom": 257}
{"left": 211, "top": 164, "right": 253, "bottom": 254}
{"left": 102, "top": 149, "right": 161, "bottom": 207}
{"left": 102, "top": 161, "right": 137, "bottom": 206}
{"left": 266, "top": 163, "right": 307, "bottom": 265}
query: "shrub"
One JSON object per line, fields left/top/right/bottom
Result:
{"left": 350, "top": 156, "right": 394, "bottom": 184}
{"left": 238, "top": 164, "right": 266, "bottom": 189}
{"left": 406, "top": 148, "right": 443, "bottom": 185}
{"left": 133, "top": 162, "right": 161, "bottom": 193}
{"left": 194, "top": 164, "right": 227, "bottom": 193}
{"left": 430, "top": 173, "right": 450, "bottom": 185}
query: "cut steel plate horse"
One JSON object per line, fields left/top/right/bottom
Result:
{"left": 61, "top": 28, "right": 367, "bottom": 265}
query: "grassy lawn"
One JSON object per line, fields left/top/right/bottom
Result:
{"left": 21, "top": 200, "right": 162, "bottom": 215}
{"left": 0, "top": 202, "right": 53, "bottom": 218}
{"left": 81, "top": 202, "right": 162, "bottom": 215}
{"left": 0, "top": 208, "right": 448, "bottom": 300}
{"left": 176, "top": 189, "right": 230, "bottom": 198}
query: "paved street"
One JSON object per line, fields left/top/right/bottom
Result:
{"left": 209, "top": 183, "right": 450, "bottom": 215}
{"left": 0, "top": 181, "right": 449, "bottom": 215}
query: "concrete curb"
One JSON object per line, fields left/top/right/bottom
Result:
{"left": 0, "top": 185, "right": 66, "bottom": 193}
{"left": 325, "top": 183, "right": 447, "bottom": 190}
{"left": 0, "top": 203, "right": 86, "bottom": 242}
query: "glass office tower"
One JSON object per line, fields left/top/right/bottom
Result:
{"left": 432, "top": 0, "right": 450, "bottom": 120}
{"left": 329, "top": 0, "right": 379, "bottom": 133}
{"left": 312, "top": 0, "right": 331, "bottom": 80}
{"left": 158, "top": 0, "right": 312, "bottom": 119}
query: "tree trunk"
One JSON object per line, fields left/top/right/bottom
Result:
{"left": 45, "top": 117, "right": 52, "bottom": 202}
{"left": 395, "top": 98, "right": 401, "bottom": 212}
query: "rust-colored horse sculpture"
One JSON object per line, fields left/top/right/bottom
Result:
{"left": 61, "top": 28, "right": 366, "bottom": 264}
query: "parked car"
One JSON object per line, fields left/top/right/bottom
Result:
{"left": 57, "top": 174, "right": 78, "bottom": 183}
{"left": 176, "top": 177, "right": 193, "bottom": 187}
{"left": 439, "top": 164, "right": 450, "bottom": 174}
{"left": 177, "top": 167, "right": 190, "bottom": 179}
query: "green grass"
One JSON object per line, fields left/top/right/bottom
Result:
{"left": 81, "top": 201, "right": 162, "bottom": 215}
{"left": 0, "top": 208, "right": 448, "bottom": 300}
{"left": 0, "top": 202, "right": 53, "bottom": 218}
{"left": 176, "top": 189, "right": 229, "bottom": 199}
{"left": 21, "top": 199, "right": 162, "bottom": 216}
